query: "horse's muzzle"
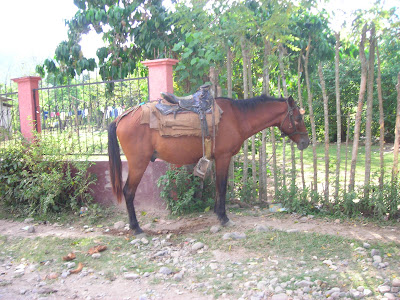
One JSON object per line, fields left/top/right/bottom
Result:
{"left": 297, "top": 137, "right": 310, "bottom": 150}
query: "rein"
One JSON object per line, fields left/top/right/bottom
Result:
{"left": 279, "top": 99, "right": 307, "bottom": 138}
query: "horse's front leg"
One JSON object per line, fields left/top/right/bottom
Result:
{"left": 214, "top": 155, "right": 233, "bottom": 226}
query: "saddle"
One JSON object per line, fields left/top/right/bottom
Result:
{"left": 156, "top": 84, "right": 214, "bottom": 137}
{"left": 155, "top": 84, "right": 215, "bottom": 178}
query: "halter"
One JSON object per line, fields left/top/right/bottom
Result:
{"left": 279, "top": 99, "right": 308, "bottom": 138}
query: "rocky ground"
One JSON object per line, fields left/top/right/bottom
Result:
{"left": 0, "top": 210, "right": 399, "bottom": 300}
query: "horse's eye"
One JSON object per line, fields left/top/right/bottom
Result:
{"left": 296, "top": 114, "right": 303, "bottom": 122}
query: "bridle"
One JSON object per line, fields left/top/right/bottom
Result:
{"left": 279, "top": 99, "right": 308, "bottom": 138}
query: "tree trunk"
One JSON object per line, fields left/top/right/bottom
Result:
{"left": 227, "top": 47, "right": 235, "bottom": 193}
{"left": 303, "top": 36, "right": 318, "bottom": 191}
{"left": 278, "top": 44, "right": 290, "bottom": 189}
{"left": 248, "top": 55, "right": 257, "bottom": 190}
{"left": 392, "top": 72, "right": 400, "bottom": 182}
{"left": 376, "top": 41, "right": 385, "bottom": 190}
{"left": 261, "top": 39, "right": 271, "bottom": 202}
{"left": 364, "top": 23, "right": 375, "bottom": 198}
{"left": 334, "top": 32, "right": 342, "bottom": 201}
{"left": 271, "top": 127, "right": 278, "bottom": 198}
{"left": 349, "top": 24, "right": 368, "bottom": 192}
{"left": 277, "top": 73, "right": 286, "bottom": 187}
{"left": 297, "top": 53, "right": 306, "bottom": 189}
{"left": 318, "top": 62, "right": 330, "bottom": 203}
{"left": 241, "top": 39, "right": 249, "bottom": 187}
{"left": 344, "top": 114, "right": 351, "bottom": 193}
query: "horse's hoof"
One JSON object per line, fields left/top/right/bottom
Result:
{"left": 222, "top": 219, "right": 235, "bottom": 227}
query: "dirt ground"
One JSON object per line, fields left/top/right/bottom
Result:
{"left": 0, "top": 211, "right": 399, "bottom": 300}
{"left": 1, "top": 212, "right": 399, "bottom": 243}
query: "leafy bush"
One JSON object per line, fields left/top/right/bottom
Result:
{"left": 157, "top": 165, "right": 214, "bottom": 215}
{"left": 0, "top": 134, "right": 96, "bottom": 217}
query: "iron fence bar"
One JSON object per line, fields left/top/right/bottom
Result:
{"left": 33, "top": 77, "right": 148, "bottom": 92}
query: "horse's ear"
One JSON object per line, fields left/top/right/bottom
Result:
{"left": 288, "top": 95, "right": 295, "bottom": 105}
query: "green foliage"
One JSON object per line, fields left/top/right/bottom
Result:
{"left": 37, "top": 0, "right": 177, "bottom": 84}
{"left": 0, "top": 134, "right": 96, "bottom": 218}
{"left": 157, "top": 166, "right": 214, "bottom": 215}
{"left": 273, "top": 175, "right": 400, "bottom": 219}
{"left": 236, "top": 178, "right": 258, "bottom": 204}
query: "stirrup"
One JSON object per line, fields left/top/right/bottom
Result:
{"left": 193, "top": 157, "right": 211, "bottom": 179}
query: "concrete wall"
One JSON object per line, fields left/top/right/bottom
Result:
{"left": 88, "top": 160, "right": 168, "bottom": 212}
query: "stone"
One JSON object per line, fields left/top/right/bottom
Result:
{"left": 373, "top": 255, "right": 382, "bottom": 263}
{"left": 66, "top": 262, "right": 76, "bottom": 269}
{"left": 295, "top": 280, "right": 313, "bottom": 287}
{"left": 257, "top": 281, "right": 267, "bottom": 289}
{"left": 270, "top": 294, "right": 288, "bottom": 300}
{"left": 363, "top": 242, "right": 371, "bottom": 249}
{"left": 159, "top": 267, "right": 173, "bottom": 275}
{"left": 209, "top": 263, "right": 218, "bottom": 270}
{"left": 326, "top": 287, "right": 341, "bottom": 297}
{"left": 378, "top": 285, "right": 391, "bottom": 293}
{"left": 299, "top": 216, "right": 308, "bottom": 223}
{"left": 222, "top": 233, "right": 232, "bottom": 240}
{"left": 91, "top": 253, "right": 101, "bottom": 259}
{"left": 230, "top": 232, "right": 246, "bottom": 240}
{"left": 61, "top": 271, "right": 70, "bottom": 278}
{"left": 140, "top": 237, "right": 149, "bottom": 245}
{"left": 124, "top": 273, "right": 139, "bottom": 280}
{"left": 363, "top": 289, "right": 372, "bottom": 297}
{"left": 192, "top": 242, "right": 205, "bottom": 251}
{"left": 22, "top": 226, "right": 35, "bottom": 233}
{"left": 371, "top": 249, "right": 380, "bottom": 256}
{"left": 24, "top": 218, "right": 34, "bottom": 224}
{"left": 392, "top": 277, "right": 400, "bottom": 287}
{"left": 19, "top": 289, "right": 28, "bottom": 295}
{"left": 130, "top": 239, "right": 141, "bottom": 245}
{"left": 210, "top": 225, "right": 220, "bottom": 233}
{"left": 350, "top": 290, "right": 362, "bottom": 298}
{"left": 174, "top": 271, "right": 184, "bottom": 281}
{"left": 383, "top": 293, "right": 396, "bottom": 299}
{"left": 254, "top": 225, "right": 270, "bottom": 232}
{"left": 114, "top": 221, "right": 125, "bottom": 230}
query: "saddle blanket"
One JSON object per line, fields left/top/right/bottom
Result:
{"left": 139, "top": 100, "right": 223, "bottom": 137}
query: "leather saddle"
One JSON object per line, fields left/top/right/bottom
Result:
{"left": 156, "top": 84, "right": 214, "bottom": 117}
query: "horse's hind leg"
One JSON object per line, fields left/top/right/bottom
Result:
{"left": 123, "top": 161, "right": 149, "bottom": 236}
{"left": 214, "top": 155, "right": 232, "bottom": 225}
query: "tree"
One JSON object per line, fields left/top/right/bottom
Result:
{"left": 37, "top": 0, "right": 176, "bottom": 83}
{"left": 349, "top": 24, "right": 368, "bottom": 192}
{"left": 334, "top": 32, "right": 341, "bottom": 200}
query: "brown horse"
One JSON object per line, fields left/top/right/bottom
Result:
{"left": 108, "top": 94, "right": 310, "bottom": 235}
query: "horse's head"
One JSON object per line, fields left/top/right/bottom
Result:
{"left": 279, "top": 96, "right": 310, "bottom": 150}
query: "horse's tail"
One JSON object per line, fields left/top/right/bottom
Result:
{"left": 108, "top": 121, "right": 123, "bottom": 203}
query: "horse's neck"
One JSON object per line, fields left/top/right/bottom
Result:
{"left": 236, "top": 101, "right": 286, "bottom": 139}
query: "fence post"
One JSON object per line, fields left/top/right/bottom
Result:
{"left": 142, "top": 59, "right": 179, "bottom": 101}
{"left": 12, "top": 76, "right": 42, "bottom": 141}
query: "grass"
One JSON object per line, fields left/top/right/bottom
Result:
{"left": 260, "top": 141, "right": 399, "bottom": 185}
{"left": 0, "top": 214, "right": 399, "bottom": 299}
{"left": 182, "top": 227, "right": 400, "bottom": 297}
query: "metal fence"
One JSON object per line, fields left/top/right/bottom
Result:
{"left": 36, "top": 74, "right": 149, "bottom": 155}
{"left": 0, "top": 83, "right": 20, "bottom": 152}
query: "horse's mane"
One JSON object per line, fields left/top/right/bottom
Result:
{"left": 217, "top": 94, "right": 286, "bottom": 111}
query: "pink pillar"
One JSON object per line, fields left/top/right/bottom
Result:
{"left": 142, "top": 58, "right": 179, "bottom": 101}
{"left": 12, "top": 76, "right": 42, "bottom": 141}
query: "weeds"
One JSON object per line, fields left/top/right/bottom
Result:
{"left": 0, "top": 133, "right": 96, "bottom": 218}
{"left": 157, "top": 165, "right": 214, "bottom": 215}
